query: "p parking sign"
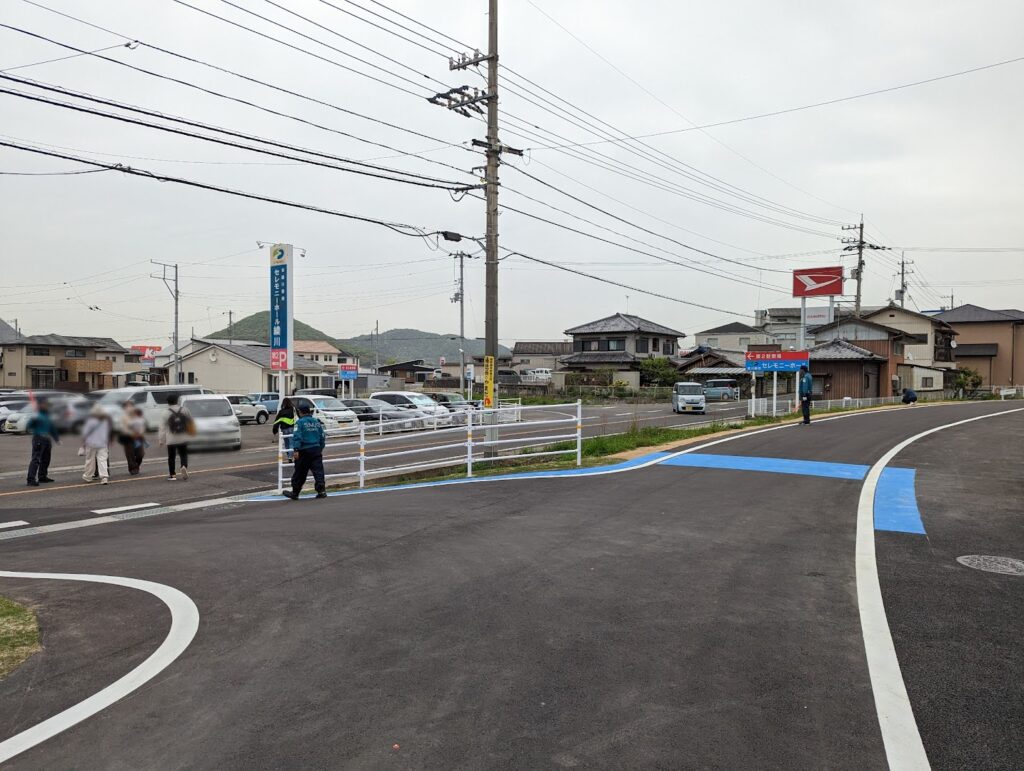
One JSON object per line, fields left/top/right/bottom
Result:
{"left": 269, "top": 244, "right": 293, "bottom": 370}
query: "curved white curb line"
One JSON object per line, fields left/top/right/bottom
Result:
{"left": 0, "top": 571, "right": 200, "bottom": 764}
{"left": 855, "top": 406, "right": 1024, "bottom": 770}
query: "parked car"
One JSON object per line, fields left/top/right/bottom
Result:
{"left": 369, "top": 391, "right": 454, "bottom": 426}
{"left": 52, "top": 395, "right": 94, "bottom": 433}
{"left": 496, "top": 368, "right": 521, "bottom": 385}
{"left": 423, "top": 392, "right": 474, "bottom": 424}
{"left": 224, "top": 394, "right": 270, "bottom": 424}
{"left": 289, "top": 395, "right": 360, "bottom": 434}
{"left": 0, "top": 399, "right": 29, "bottom": 430}
{"left": 247, "top": 392, "right": 281, "bottom": 413}
{"left": 295, "top": 388, "right": 339, "bottom": 398}
{"left": 703, "top": 378, "right": 740, "bottom": 401}
{"left": 672, "top": 382, "right": 707, "bottom": 414}
{"left": 341, "top": 398, "right": 424, "bottom": 431}
{"left": 178, "top": 394, "right": 242, "bottom": 450}
{"left": 96, "top": 385, "right": 215, "bottom": 431}
{"left": 1, "top": 408, "right": 33, "bottom": 434}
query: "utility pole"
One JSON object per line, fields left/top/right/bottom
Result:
{"left": 452, "top": 252, "right": 466, "bottom": 400}
{"left": 374, "top": 319, "right": 379, "bottom": 372}
{"left": 151, "top": 261, "right": 180, "bottom": 384}
{"left": 841, "top": 217, "right": 887, "bottom": 317}
{"left": 227, "top": 309, "right": 234, "bottom": 345}
{"left": 943, "top": 292, "right": 955, "bottom": 311}
{"left": 896, "top": 251, "right": 913, "bottom": 308}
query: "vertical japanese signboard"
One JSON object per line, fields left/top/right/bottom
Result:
{"left": 483, "top": 355, "right": 495, "bottom": 408}
{"left": 269, "top": 243, "right": 293, "bottom": 371}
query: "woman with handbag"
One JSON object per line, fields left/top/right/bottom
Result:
{"left": 80, "top": 405, "right": 113, "bottom": 484}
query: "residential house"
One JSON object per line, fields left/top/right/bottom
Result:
{"left": 694, "top": 322, "right": 772, "bottom": 352}
{"left": 807, "top": 339, "right": 888, "bottom": 399}
{"left": 755, "top": 304, "right": 883, "bottom": 348}
{"left": 176, "top": 341, "right": 325, "bottom": 394}
{"left": 933, "top": 304, "right": 1024, "bottom": 387}
{"left": 809, "top": 317, "right": 906, "bottom": 397}
{"left": 673, "top": 346, "right": 752, "bottom": 394}
{"left": 511, "top": 341, "right": 573, "bottom": 373}
{"left": 0, "top": 328, "right": 130, "bottom": 391}
{"left": 864, "top": 303, "right": 957, "bottom": 392}
{"left": 558, "top": 313, "right": 685, "bottom": 389}
{"left": 377, "top": 359, "right": 437, "bottom": 383}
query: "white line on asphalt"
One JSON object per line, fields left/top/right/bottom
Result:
{"left": 0, "top": 570, "right": 200, "bottom": 765}
{"left": 91, "top": 502, "right": 160, "bottom": 515}
{"left": 854, "top": 406, "right": 1024, "bottom": 771}
{"left": 0, "top": 521, "right": 29, "bottom": 530}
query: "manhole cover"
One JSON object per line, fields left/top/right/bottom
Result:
{"left": 956, "top": 555, "right": 1024, "bottom": 576}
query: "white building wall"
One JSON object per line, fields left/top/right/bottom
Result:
{"left": 178, "top": 350, "right": 265, "bottom": 393}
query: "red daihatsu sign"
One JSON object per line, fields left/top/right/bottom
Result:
{"left": 793, "top": 266, "right": 844, "bottom": 297}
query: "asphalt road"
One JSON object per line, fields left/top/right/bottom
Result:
{"left": 0, "top": 400, "right": 748, "bottom": 528}
{"left": 1, "top": 401, "right": 1019, "bottom": 768}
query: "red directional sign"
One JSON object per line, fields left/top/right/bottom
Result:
{"left": 793, "top": 266, "right": 844, "bottom": 297}
{"left": 745, "top": 350, "right": 810, "bottom": 372}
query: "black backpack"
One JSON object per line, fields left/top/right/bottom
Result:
{"left": 167, "top": 409, "right": 188, "bottom": 434}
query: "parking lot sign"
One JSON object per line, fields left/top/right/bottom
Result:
{"left": 269, "top": 244, "right": 293, "bottom": 371}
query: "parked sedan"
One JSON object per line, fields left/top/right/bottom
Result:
{"left": 290, "top": 396, "right": 360, "bottom": 434}
{"left": 52, "top": 396, "right": 94, "bottom": 433}
{"left": 0, "top": 399, "right": 29, "bottom": 432}
{"left": 341, "top": 398, "right": 424, "bottom": 432}
{"left": 179, "top": 394, "right": 242, "bottom": 450}
{"left": 1, "top": 408, "right": 33, "bottom": 434}
{"left": 224, "top": 394, "right": 270, "bottom": 424}
{"left": 370, "top": 391, "right": 454, "bottom": 426}
{"left": 247, "top": 392, "right": 280, "bottom": 413}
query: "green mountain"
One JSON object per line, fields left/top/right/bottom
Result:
{"left": 337, "top": 328, "right": 511, "bottom": 366}
{"left": 207, "top": 314, "right": 508, "bottom": 365}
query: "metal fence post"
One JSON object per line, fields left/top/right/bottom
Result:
{"left": 576, "top": 399, "right": 583, "bottom": 467}
{"left": 276, "top": 429, "right": 283, "bottom": 494}
{"left": 358, "top": 422, "right": 366, "bottom": 488}
{"left": 466, "top": 407, "right": 474, "bottom": 477}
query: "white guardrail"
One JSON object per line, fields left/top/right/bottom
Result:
{"left": 277, "top": 400, "right": 582, "bottom": 493}
{"left": 747, "top": 391, "right": 947, "bottom": 417}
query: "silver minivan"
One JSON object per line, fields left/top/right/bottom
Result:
{"left": 672, "top": 382, "right": 707, "bottom": 414}
{"left": 97, "top": 385, "right": 214, "bottom": 431}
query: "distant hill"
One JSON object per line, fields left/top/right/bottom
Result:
{"left": 337, "top": 328, "right": 511, "bottom": 366}
{"left": 207, "top": 314, "right": 508, "bottom": 365}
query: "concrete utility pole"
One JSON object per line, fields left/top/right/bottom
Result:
{"left": 483, "top": 0, "right": 499, "bottom": 373}
{"left": 374, "top": 319, "right": 379, "bottom": 372}
{"left": 227, "top": 309, "right": 234, "bottom": 345}
{"left": 842, "top": 217, "right": 887, "bottom": 317}
{"left": 452, "top": 251, "right": 467, "bottom": 399}
{"left": 152, "top": 261, "right": 180, "bottom": 384}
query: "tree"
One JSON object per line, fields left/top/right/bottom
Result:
{"left": 640, "top": 357, "right": 679, "bottom": 387}
{"left": 954, "top": 366, "right": 983, "bottom": 396}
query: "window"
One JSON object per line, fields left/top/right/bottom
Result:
{"left": 738, "top": 337, "right": 750, "bottom": 347}
{"left": 651, "top": 338, "right": 659, "bottom": 351}
{"left": 663, "top": 341, "right": 674, "bottom": 355}
{"left": 64, "top": 349, "right": 86, "bottom": 358}
{"left": 584, "top": 340, "right": 599, "bottom": 351}
{"left": 921, "top": 377, "right": 934, "bottom": 388}
{"left": 27, "top": 347, "right": 49, "bottom": 356}
{"left": 187, "top": 372, "right": 196, "bottom": 384}
{"left": 519, "top": 358, "right": 530, "bottom": 364}
{"left": 636, "top": 338, "right": 648, "bottom": 353}
{"left": 339, "top": 357, "right": 348, "bottom": 364}
{"left": 608, "top": 339, "right": 626, "bottom": 351}
{"left": 706, "top": 338, "right": 719, "bottom": 348}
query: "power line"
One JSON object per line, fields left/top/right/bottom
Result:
{"left": 0, "top": 76, "right": 474, "bottom": 190}
{"left": 524, "top": 47, "right": 1024, "bottom": 151}
{"left": 357, "top": 0, "right": 472, "bottom": 52}
{"left": 501, "top": 247, "right": 746, "bottom": 316}
{"left": 0, "top": 167, "right": 110, "bottom": 176}
{"left": 317, "top": 0, "right": 456, "bottom": 58}
{"left": 0, "top": 140, "right": 452, "bottom": 240}
{"left": 0, "top": 42, "right": 130, "bottom": 72}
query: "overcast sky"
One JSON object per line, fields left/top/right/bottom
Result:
{"left": 2, "top": 0, "right": 1022, "bottom": 348}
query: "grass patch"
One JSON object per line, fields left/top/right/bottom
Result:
{"left": 0, "top": 595, "right": 40, "bottom": 679}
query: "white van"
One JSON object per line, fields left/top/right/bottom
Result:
{"left": 672, "top": 382, "right": 706, "bottom": 414}
{"left": 97, "top": 385, "right": 215, "bottom": 431}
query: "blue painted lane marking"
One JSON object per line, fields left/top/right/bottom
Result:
{"left": 659, "top": 453, "right": 870, "bottom": 480}
{"left": 874, "top": 467, "right": 926, "bottom": 534}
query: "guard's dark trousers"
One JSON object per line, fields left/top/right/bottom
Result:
{"left": 291, "top": 449, "right": 326, "bottom": 495}
{"left": 27, "top": 436, "right": 52, "bottom": 482}
{"left": 801, "top": 396, "right": 811, "bottom": 424}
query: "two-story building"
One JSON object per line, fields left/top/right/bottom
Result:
{"left": 864, "top": 303, "right": 957, "bottom": 393}
{"left": 557, "top": 313, "right": 686, "bottom": 388}
{"left": 511, "top": 341, "right": 573, "bottom": 373}
{"left": 0, "top": 328, "right": 130, "bottom": 391}
{"left": 694, "top": 322, "right": 773, "bottom": 352}
{"left": 933, "top": 303, "right": 1024, "bottom": 388}
{"left": 809, "top": 317, "right": 906, "bottom": 397}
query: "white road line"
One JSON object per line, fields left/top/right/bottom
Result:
{"left": 855, "top": 406, "right": 1024, "bottom": 770}
{"left": 0, "top": 571, "right": 199, "bottom": 764}
{"left": 0, "top": 520, "right": 29, "bottom": 530}
{"left": 91, "top": 502, "right": 160, "bottom": 515}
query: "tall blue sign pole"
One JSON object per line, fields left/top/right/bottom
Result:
{"left": 269, "top": 243, "right": 294, "bottom": 407}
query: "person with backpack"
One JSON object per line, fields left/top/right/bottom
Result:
{"left": 282, "top": 402, "right": 327, "bottom": 500}
{"left": 272, "top": 397, "right": 296, "bottom": 464}
{"left": 158, "top": 393, "right": 193, "bottom": 481}
{"left": 26, "top": 399, "right": 59, "bottom": 487}
{"left": 80, "top": 405, "right": 114, "bottom": 484}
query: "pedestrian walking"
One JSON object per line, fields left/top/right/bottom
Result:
{"left": 159, "top": 393, "right": 194, "bottom": 481}
{"left": 80, "top": 405, "right": 113, "bottom": 484}
{"left": 798, "top": 365, "right": 813, "bottom": 425}
{"left": 121, "top": 404, "right": 147, "bottom": 475}
{"left": 282, "top": 402, "right": 327, "bottom": 500}
{"left": 272, "top": 397, "right": 296, "bottom": 464}
{"left": 26, "top": 399, "right": 59, "bottom": 486}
